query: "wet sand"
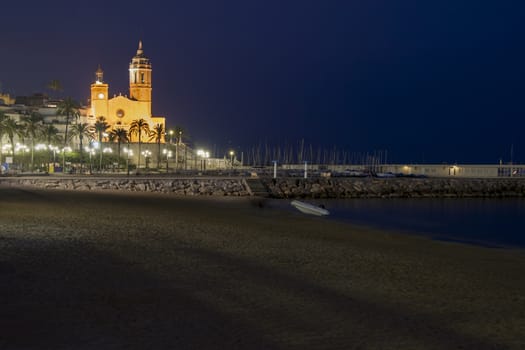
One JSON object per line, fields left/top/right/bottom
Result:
{"left": 1, "top": 186, "right": 524, "bottom": 349}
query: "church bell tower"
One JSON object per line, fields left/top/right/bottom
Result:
{"left": 90, "top": 65, "right": 109, "bottom": 119}
{"left": 129, "top": 40, "right": 152, "bottom": 102}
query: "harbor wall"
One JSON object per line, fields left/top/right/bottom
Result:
{"left": 261, "top": 177, "right": 525, "bottom": 198}
{"left": 1, "top": 176, "right": 525, "bottom": 198}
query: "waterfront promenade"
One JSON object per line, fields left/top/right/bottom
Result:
{"left": 1, "top": 186, "right": 524, "bottom": 349}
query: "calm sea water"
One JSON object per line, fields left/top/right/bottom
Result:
{"left": 278, "top": 198, "right": 525, "bottom": 248}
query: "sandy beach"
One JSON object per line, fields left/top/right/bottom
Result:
{"left": 1, "top": 186, "right": 524, "bottom": 349}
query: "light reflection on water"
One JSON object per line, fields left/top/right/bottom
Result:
{"left": 274, "top": 198, "right": 525, "bottom": 248}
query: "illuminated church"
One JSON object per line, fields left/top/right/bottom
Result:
{"left": 88, "top": 41, "right": 165, "bottom": 142}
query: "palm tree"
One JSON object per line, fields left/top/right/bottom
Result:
{"left": 128, "top": 118, "right": 150, "bottom": 169}
{"left": 149, "top": 123, "right": 165, "bottom": 168}
{"left": 2, "top": 117, "right": 21, "bottom": 166}
{"left": 109, "top": 127, "right": 129, "bottom": 166}
{"left": 71, "top": 123, "right": 94, "bottom": 170}
{"left": 21, "top": 112, "right": 44, "bottom": 171}
{"left": 40, "top": 124, "right": 61, "bottom": 172}
{"left": 94, "top": 116, "right": 110, "bottom": 144}
{"left": 94, "top": 116, "right": 110, "bottom": 171}
{"left": 41, "top": 124, "right": 61, "bottom": 145}
{"left": 47, "top": 80, "right": 63, "bottom": 99}
{"left": 57, "top": 97, "right": 80, "bottom": 170}
{"left": 173, "top": 125, "right": 185, "bottom": 145}
{"left": 71, "top": 123, "right": 94, "bottom": 153}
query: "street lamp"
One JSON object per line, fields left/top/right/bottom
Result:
{"left": 98, "top": 133, "right": 109, "bottom": 173}
{"left": 123, "top": 147, "right": 133, "bottom": 176}
{"left": 91, "top": 141, "right": 103, "bottom": 173}
{"left": 103, "top": 147, "right": 113, "bottom": 165}
{"left": 229, "top": 150, "right": 235, "bottom": 169}
{"left": 142, "top": 150, "right": 152, "bottom": 169}
{"left": 85, "top": 145, "right": 96, "bottom": 174}
{"left": 175, "top": 131, "right": 182, "bottom": 170}
{"left": 15, "top": 144, "right": 29, "bottom": 171}
{"left": 33, "top": 144, "right": 47, "bottom": 172}
{"left": 169, "top": 130, "right": 174, "bottom": 144}
{"left": 204, "top": 151, "right": 209, "bottom": 171}
{"left": 196, "top": 150, "right": 209, "bottom": 171}
{"left": 48, "top": 145, "right": 58, "bottom": 170}
{"left": 163, "top": 148, "right": 172, "bottom": 172}
{"left": 61, "top": 146, "right": 72, "bottom": 173}
{"left": 15, "top": 143, "right": 29, "bottom": 153}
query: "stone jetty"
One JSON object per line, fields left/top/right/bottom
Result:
{"left": 261, "top": 177, "right": 525, "bottom": 198}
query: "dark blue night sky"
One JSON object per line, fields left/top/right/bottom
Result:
{"left": 1, "top": 1, "right": 524, "bottom": 163}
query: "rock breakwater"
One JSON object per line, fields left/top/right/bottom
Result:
{"left": 1, "top": 176, "right": 524, "bottom": 198}
{"left": 261, "top": 177, "right": 525, "bottom": 198}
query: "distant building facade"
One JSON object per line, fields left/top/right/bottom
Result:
{"left": 0, "top": 92, "right": 15, "bottom": 106}
{"left": 87, "top": 41, "right": 165, "bottom": 143}
{"left": 15, "top": 93, "right": 49, "bottom": 107}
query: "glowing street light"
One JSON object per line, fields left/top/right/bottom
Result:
{"left": 142, "top": 150, "right": 152, "bottom": 168}
{"left": 15, "top": 143, "right": 29, "bottom": 153}
{"left": 123, "top": 147, "right": 133, "bottom": 176}
{"left": 163, "top": 148, "right": 173, "bottom": 171}
{"left": 85, "top": 144, "right": 96, "bottom": 174}
{"left": 175, "top": 130, "right": 182, "bottom": 170}
{"left": 229, "top": 150, "right": 235, "bottom": 169}
{"left": 196, "top": 149, "right": 209, "bottom": 171}
{"left": 49, "top": 145, "right": 58, "bottom": 165}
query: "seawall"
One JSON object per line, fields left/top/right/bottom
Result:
{"left": 1, "top": 176, "right": 525, "bottom": 198}
{"left": 0, "top": 177, "right": 251, "bottom": 196}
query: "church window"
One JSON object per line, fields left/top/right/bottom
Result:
{"left": 141, "top": 72, "right": 145, "bottom": 83}
{"left": 116, "top": 109, "right": 125, "bottom": 118}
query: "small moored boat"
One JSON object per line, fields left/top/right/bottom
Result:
{"left": 291, "top": 200, "right": 330, "bottom": 216}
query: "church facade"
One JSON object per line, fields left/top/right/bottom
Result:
{"left": 88, "top": 41, "right": 165, "bottom": 142}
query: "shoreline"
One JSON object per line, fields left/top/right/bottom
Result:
{"left": 263, "top": 196, "right": 525, "bottom": 250}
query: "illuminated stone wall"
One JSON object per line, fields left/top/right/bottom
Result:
{"left": 1, "top": 178, "right": 250, "bottom": 196}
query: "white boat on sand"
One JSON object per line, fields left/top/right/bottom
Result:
{"left": 291, "top": 200, "right": 330, "bottom": 216}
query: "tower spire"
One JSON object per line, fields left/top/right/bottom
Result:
{"left": 95, "top": 64, "right": 104, "bottom": 83}
{"left": 137, "top": 40, "right": 143, "bottom": 56}
{"left": 129, "top": 40, "right": 152, "bottom": 101}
